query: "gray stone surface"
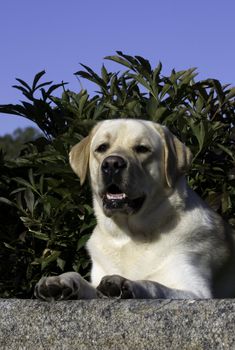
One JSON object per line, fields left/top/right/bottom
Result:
{"left": 0, "top": 299, "right": 235, "bottom": 349}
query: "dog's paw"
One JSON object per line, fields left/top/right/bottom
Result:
{"left": 34, "top": 272, "right": 81, "bottom": 301}
{"left": 97, "top": 275, "right": 134, "bottom": 299}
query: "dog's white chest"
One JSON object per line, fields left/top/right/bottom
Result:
{"left": 87, "top": 228, "right": 177, "bottom": 283}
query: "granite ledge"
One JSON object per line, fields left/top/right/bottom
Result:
{"left": 0, "top": 299, "right": 235, "bottom": 349}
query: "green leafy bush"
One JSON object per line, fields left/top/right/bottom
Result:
{"left": 0, "top": 52, "right": 234, "bottom": 298}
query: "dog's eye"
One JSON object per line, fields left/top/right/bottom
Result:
{"left": 134, "top": 145, "right": 150, "bottom": 154}
{"left": 95, "top": 143, "right": 109, "bottom": 153}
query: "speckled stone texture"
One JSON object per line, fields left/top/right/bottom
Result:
{"left": 0, "top": 299, "right": 234, "bottom": 349}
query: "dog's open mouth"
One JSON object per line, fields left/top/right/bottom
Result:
{"left": 102, "top": 184, "right": 145, "bottom": 215}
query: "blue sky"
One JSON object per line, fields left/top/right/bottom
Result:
{"left": 1, "top": 0, "right": 235, "bottom": 135}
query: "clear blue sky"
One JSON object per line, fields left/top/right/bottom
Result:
{"left": 1, "top": 0, "right": 235, "bottom": 135}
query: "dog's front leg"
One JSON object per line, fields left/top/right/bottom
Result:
{"left": 97, "top": 275, "right": 208, "bottom": 299}
{"left": 35, "top": 272, "right": 101, "bottom": 301}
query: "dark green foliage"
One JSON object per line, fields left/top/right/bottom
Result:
{"left": 0, "top": 52, "right": 234, "bottom": 298}
{"left": 0, "top": 127, "right": 42, "bottom": 159}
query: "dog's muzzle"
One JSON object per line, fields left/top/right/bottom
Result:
{"left": 101, "top": 156, "right": 145, "bottom": 215}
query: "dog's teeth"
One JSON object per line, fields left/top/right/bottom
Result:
{"left": 107, "top": 193, "right": 126, "bottom": 200}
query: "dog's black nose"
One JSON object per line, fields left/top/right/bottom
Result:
{"left": 101, "top": 156, "right": 127, "bottom": 177}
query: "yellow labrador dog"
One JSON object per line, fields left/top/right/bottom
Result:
{"left": 35, "top": 119, "right": 235, "bottom": 300}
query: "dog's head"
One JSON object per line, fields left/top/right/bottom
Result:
{"left": 69, "top": 119, "right": 192, "bottom": 217}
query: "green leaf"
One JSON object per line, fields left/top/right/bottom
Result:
{"left": 226, "top": 87, "right": 235, "bottom": 99}
{"left": 57, "top": 257, "right": 66, "bottom": 271}
{"left": 127, "top": 73, "right": 150, "bottom": 91}
{"left": 80, "top": 64, "right": 105, "bottom": 87}
{"left": 39, "top": 175, "right": 44, "bottom": 194}
{"left": 146, "top": 98, "right": 159, "bottom": 118}
{"left": 77, "top": 234, "right": 90, "bottom": 250}
{"left": 13, "top": 177, "right": 34, "bottom": 190}
{"left": 211, "top": 79, "right": 225, "bottom": 103}
{"left": 28, "top": 169, "right": 36, "bottom": 188}
{"left": 101, "top": 65, "right": 109, "bottom": 84}
{"left": 153, "top": 62, "right": 162, "bottom": 87}
{"left": 135, "top": 55, "right": 152, "bottom": 74}
{"left": 3, "top": 242, "right": 15, "bottom": 250}
{"left": 160, "top": 83, "right": 171, "bottom": 99}
{"left": 41, "top": 251, "right": 61, "bottom": 270}
{"left": 105, "top": 55, "right": 133, "bottom": 69}
{"left": 217, "top": 144, "right": 235, "bottom": 160}
{"left": 116, "top": 51, "right": 138, "bottom": 66}
{"left": 12, "top": 85, "right": 30, "bottom": 95}
{"left": 34, "top": 81, "right": 53, "bottom": 91}
{"left": 79, "top": 93, "right": 89, "bottom": 115}
{"left": 195, "top": 96, "right": 205, "bottom": 113}
{"left": 180, "top": 68, "right": 198, "bottom": 84}
{"left": 10, "top": 188, "right": 28, "bottom": 195}
{"left": 152, "top": 107, "right": 168, "bottom": 121}
{"left": 0, "top": 197, "right": 15, "bottom": 207}
{"left": 46, "top": 82, "right": 67, "bottom": 96}
{"left": 16, "top": 193, "right": 25, "bottom": 212}
{"left": 29, "top": 230, "right": 49, "bottom": 241}
{"left": 188, "top": 119, "right": 206, "bottom": 153}
{"left": 24, "top": 188, "right": 35, "bottom": 214}
{"left": 32, "top": 71, "right": 46, "bottom": 91}
{"left": 15, "top": 78, "right": 31, "bottom": 92}
{"left": 221, "top": 191, "right": 231, "bottom": 213}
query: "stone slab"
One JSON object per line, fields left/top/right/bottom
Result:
{"left": 0, "top": 299, "right": 235, "bottom": 349}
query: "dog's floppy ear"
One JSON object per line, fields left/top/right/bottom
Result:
{"left": 69, "top": 134, "right": 92, "bottom": 185}
{"left": 155, "top": 124, "right": 192, "bottom": 188}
